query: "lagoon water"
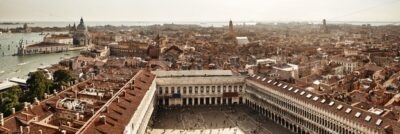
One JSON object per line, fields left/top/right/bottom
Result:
{"left": 0, "top": 32, "right": 80, "bottom": 81}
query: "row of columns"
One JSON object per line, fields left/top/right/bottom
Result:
{"left": 245, "top": 99, "right": 309, "bottom": 134}
{"left": 247, "top": 85, "right": 361, "bottom": 134}
{"left": 159, "top": 97, "right": 242, "bottom": 106}
{"left": 158, "top": 84, "right": 244, "bottom": 95}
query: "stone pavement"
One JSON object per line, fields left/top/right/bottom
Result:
{"left": 147, "top": 105, "right": 294, "bottom": 134}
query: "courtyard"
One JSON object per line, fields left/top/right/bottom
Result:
{"left": 147, "top": 105, "right": 294, "bottom": 134}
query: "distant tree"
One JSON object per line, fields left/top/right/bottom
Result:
{"left": 51, "top": 69, "right": 76, "bottom": 91}
{"left": 26, "top": 71, "right": 51, "bottom": 101}
{"left": 53, "top": 69, "right": 76, "bottom": 84}
{"left": 0, "top": 86, "right": 23, "bottom": 116}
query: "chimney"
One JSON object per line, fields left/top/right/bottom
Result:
{"left": 116, "top": 97, "right": 120, "bottom": 103}
{"left": 20, "top": 126, "right": 23, "bottom": 133}
{"left": 12, "top": 108, "right": 15, "bottom": 114}
{"left": 61, "top": 130, "right": 66, "bottom": 134}
{"left": 26, "top": 126, "right": 30, "bottom": 133}
{"left": 53, "top": 89, "right": 57, "bottom": 95}
{"left": 34, "top": 97, "right": 40, "bottom": 105}
{"left": 100, "top": 115, "right": 106, "bottom": 124}
{"left": 0, "top": 113, "right": 4, "bottom": 126}
{"left": 39, "top": 130, "right": 43, "bottom": 134}
{"left": 44, "top": 93, "right": 48, "bottom": 99}
{"left": 75, "top": 113, "right": 80, "bottom": 120}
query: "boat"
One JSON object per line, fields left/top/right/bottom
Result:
{"left": 17, "top": 62, "right": 27, "bottom": 66}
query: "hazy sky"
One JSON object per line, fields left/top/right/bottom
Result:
{"left": 0, "top": 0, "right": 399, "bottom": 22}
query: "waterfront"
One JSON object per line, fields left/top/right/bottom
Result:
{"left": 0, "top": 21, "right": 398, "bottom": 29}
{"left": 0, "top": 32, "right": 80, "bottom": 81}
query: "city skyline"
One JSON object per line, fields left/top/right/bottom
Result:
{"left": 1, "top": 0, "right": 400, "bottom": 22}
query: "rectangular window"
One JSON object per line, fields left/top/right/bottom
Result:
{"left": 159, "top": 87, "right": 163, "bottom": 94}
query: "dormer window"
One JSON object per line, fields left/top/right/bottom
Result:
{"left": 365, "top": 115, "right": 371, "bottom": 122}
{"left": 294, "top": 89, "right": 299, "bottom": 93}
{"left": 375, "top": 119, "right": 382, "bottom": 126}
{"left": 300, "top": 91, "right": 305, "bottom": 95}
{"left": 320, "top": 99, "right": 326, "bottom": 103}
{"left": 288, "top": 87, "right": 293, "bottom": 91}
{"left": 306, "top": 94, "right": 312, "bottom": 98}
{"left": 355, "top": 112, "right": 361, "bottom": 118}
{"left": 262, "top": 78, "right": 266, "bottom": 81}
{"left": 267, "top": 80, "right": 272, "bottom": 83}
{"left": 283, "top": 85, "right": 287, "bottom": 89}
{"left": 312, "top": 96, "right": 319, "bottom": 101}
{"left": 328, "top": 101, "right": 335, "bottom": 106}
{"left": 345, "top": 108, "right": 352, "bottom": 113}
{"left": 337, "top": 105, "right": 343, "bottom": 110}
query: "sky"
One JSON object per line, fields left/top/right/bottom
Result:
{"left": 0, "top": 0, "right": 399, "bottom": 22}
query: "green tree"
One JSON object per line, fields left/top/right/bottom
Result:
{"left": 26, "top": 71, "right": 51, "bottom": 101}
{"left": 0, "top": 86, "right": 23, "bottom": 116}
{"left": 53, "top": 69, "right": 76, "bottom": 84}
{"left": 52, "top": 69, "right": 76, "bottom": 91}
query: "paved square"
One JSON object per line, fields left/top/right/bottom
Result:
{"left": 147, "top": 105, "right": 294, "bottom": 134}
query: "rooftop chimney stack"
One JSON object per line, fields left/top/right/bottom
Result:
{"left": 75, "top": 113, "right": 80, "bottom": 120}
{"left": 100, "top": 115, "right": 107, "bottom": 124}
{"left": 12, "top": 108, "right": 15, "bottom": 114}
{"left": 20, "top": 126, "right": 23, "bottom": 133}
{"left": 26, "top": 126, "right": 30, "bottom": 133}
{"left": 34, "top": 97, "right": 40, "bottom": 105}
{"left": 0, "top": 113, "right": 4, "bottom": 126}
